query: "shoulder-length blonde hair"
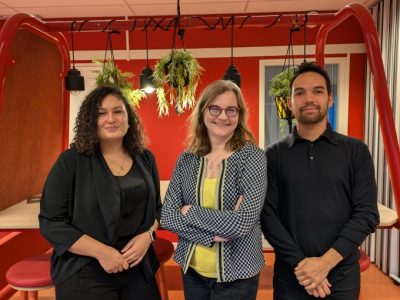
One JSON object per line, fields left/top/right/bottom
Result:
{"left": 186, "top": 80, "right": 256, "bottom": 156}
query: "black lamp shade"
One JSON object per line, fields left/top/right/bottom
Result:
{"left": 65, "top": 68, "right": 85, "bottom": 91}
{"left": 223, "top": 64, "right": 241, "bottom": 87}
{"left": 140, "top": 66, "right": 155, "bottom": 93}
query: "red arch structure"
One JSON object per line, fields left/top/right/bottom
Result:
{"left": 316, "top": 3, "right": 400, "bottom": 224}
{"left": 0, "top": 12, "right": 70, "bottom": 149}
{"left": 0, "top": 14, "right": 70, "bottom": 299}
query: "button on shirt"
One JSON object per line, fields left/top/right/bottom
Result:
{"left": 261, "top": 124, "right": 379, "bottom": 268}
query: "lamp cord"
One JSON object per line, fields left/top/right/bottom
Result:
{"left": 145, "top": 19, "right": 149, "bottom": 66}
{"left": 303, "top": 13, "right": 308, "bottom": 63}
{"left": 230, "top": 16, "right": 234, "bottom": 66}
{"left": 70, "top": 21, "right": 76, "bottom": 69}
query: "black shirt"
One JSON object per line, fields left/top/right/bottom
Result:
{"left": 261, "top": 125, "right": 379, "bottom": 268}
{"left": 115, "top": 164, "right": 149, "bottom": 244}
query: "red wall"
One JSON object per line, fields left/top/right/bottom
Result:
{"left": 72, "top": 17, "right": 367, "bottom": 179}
{"left": 348, "top": 53, "right": 367, "bottom": 140}
{"left": 118, "top": 56, "right": 262, "bottom": 179}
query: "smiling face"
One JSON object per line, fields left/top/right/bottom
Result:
{"left": 96, "top": 94, "right": 129, "bottom": 144}
{"left": 203, "top": 90, "right": 240, "bottom": 144}
{"left": 289, "top": 71, "right": 333, "bottom": 126}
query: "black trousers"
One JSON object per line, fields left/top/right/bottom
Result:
{"left": 182, "top": 267, "right": 260, "bottom": 300}
{"left": 273, "top": 260, "right": 360, "bottom": 300}
{"left": 55, "top": 260, "right": 161, "bottom": 300}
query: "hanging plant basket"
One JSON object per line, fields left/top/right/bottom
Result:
{"left": 269, "top": 66, "right": 296, "bottom": 120}
{"left": 153, "top": 49, "right": 203, "bottom": 116}
{"left": 93, "top": 59, "right": 145, "bottom": 107}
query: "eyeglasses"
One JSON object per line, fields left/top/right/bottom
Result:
{"left": 207, "top": 105, "right": 240, "bottom": 117}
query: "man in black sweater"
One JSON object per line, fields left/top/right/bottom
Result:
{"left": 261, "top": 62, "right": 379, "bottom": 299}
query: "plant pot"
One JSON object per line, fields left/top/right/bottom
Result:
{"left": 164, "top": 60, "right": 190, "bottom": 88}
{"left": 274, "top": 96, "right": 294, "bottom": 120}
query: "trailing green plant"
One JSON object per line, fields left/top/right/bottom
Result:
{"left": 269, "top": 66, "right": 296, "bottom": 120}
{"left": 153, "top": 49, "right": 203, "bottom": 116}
{"left": 268, "top": 66, "right": 296, "bottom": 99}
{"left": 93, "top": 59, "right": 145, "bottom": 107}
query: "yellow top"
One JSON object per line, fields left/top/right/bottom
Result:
{"left": 189, "top": 178, "right": 218, "bottom": 278}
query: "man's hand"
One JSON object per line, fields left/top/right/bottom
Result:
{"left": 295, "top": 248, "right": 342, "bottom": 290}
{"left": 295, "top": 257, "right": 332, "bottom": 289}
{"left": 306, "top": 278, "right": 332, "bottom": 298}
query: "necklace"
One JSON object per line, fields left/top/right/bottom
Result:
{"left": 207, "top": 152, "right": 225, "bottom": 169}
{"left": 105, "top": 154, "right": 126, "bottom": 172}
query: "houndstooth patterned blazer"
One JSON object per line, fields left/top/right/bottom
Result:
{"left": 161, "top": 142, "right": 267, "bottom": 282}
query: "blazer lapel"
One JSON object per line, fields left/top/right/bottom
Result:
{"left": 91, "top": 153, "right": 121, "bottom": 243}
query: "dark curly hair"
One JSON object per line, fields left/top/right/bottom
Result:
{"left": 70, "top": 86, "right": 145, "bottom": 155}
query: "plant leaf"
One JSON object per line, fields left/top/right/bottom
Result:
{"left": 92, "top": 59, "right": 145, "bottom": 107}
{"left": 153, "top": 50, "right": 203, "bottom": 116}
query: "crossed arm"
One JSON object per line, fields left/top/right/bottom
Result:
{"left": 161, "top": 150, "right": 267, "bottom": 246}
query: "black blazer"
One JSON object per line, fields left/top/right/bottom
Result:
{"left": 39, "top": 147, "right": 162, "bottom": 285}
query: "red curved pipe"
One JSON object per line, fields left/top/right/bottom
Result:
{"left": 0, "top": 13, "right": 70, "bottom": 150}
{"left": 316, "top": 3, "right": 400, "bottom": 219}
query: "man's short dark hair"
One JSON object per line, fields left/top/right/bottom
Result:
{"left": 290, "top": 62, "right": 332, "bottom": 95}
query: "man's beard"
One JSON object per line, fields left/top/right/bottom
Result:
{"left": 296, "top": 104, "right": 328, "bottom": 125}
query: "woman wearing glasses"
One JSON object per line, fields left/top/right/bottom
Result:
{"left": 161, "top": 80, "right": 267, "bottom": 300}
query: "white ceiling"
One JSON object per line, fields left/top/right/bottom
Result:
{"left": 0, "top": 0, "right": 381, "bottom": 19}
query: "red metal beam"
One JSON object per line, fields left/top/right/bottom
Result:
{"left": 316, "top": 3, "right": 400, "bottom": 219}
{"left": 41, "top": 13, "right": 335, "bottom": 32}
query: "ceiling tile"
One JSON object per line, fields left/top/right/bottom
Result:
{"left": 127, "top": 4, "right": 176, "bottom": 16}
{"left": 0, "top": 0, "right": 380, "bottom": 19}
{"left": 12, "top": 5, "right": 132, "bottom": 18}
{"left": 179, "top": 2, "right": 247, "bottom": 15}
{"left": 126, "top": 0, "right": 176, "bottom": 3}
{"left": 1, "top": 0, "right": 127, "bottom": 7}
{"left": 0, "top": 7, "right": 17, "bottom": 17}
{"left": 247, "top": 0, "right": 366, "bottom": 13}
{"left": 184, "top": 0, "right": 246, "bottom": 2}
{"left": 128, "top": 3, "right": 245, "bottom": 17}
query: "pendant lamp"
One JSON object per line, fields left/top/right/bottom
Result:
{"left": 140, "top": 22, "right": 155, "bottom": 94}
{"left": 65, "top": 21, "right": 85, "bottom": 92}
{"left": 223, "top": 17, "right": 241, "bottom": 87}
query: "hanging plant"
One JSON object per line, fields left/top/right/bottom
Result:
{"left": 92, "top": 59, "right": 145, "bottom": 107}
{"left": 269, "top": 66, "right": 296, "bottom": 120}
{"left": 153, "top": 49, "right": 203, "bottom": 116}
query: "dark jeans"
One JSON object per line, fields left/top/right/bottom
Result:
{"left": 55, "top": 260, "right": 161, "bottom": 300}
{"left": 182, "top": 267, "right": 259, "bottom": 300}
{"left": 273, "top": 260, "right": 360, "bottom": 300}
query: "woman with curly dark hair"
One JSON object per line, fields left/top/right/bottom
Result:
{"left": 39, "top": 86, "right": 162, "bottom": 300}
